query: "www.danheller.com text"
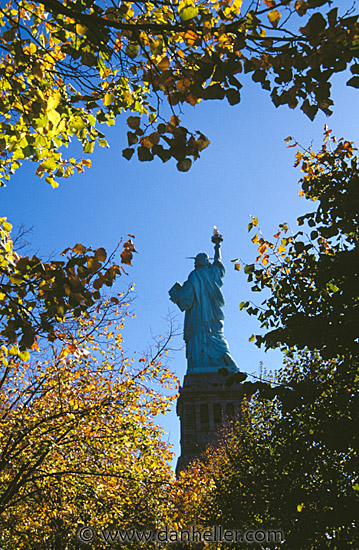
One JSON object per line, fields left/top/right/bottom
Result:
{"left": 77, "top": 525, "right": 285, "bottom": 544}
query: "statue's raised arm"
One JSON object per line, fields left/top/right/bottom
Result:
{"left": 169, "top": 228, "right": 238, "bottom": 374}
{"left": 212, "top": 225, "right": 223, "bottom": 265}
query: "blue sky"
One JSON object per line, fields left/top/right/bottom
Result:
{"left": 1, "top": 66, "right": 358, "bottom": 465}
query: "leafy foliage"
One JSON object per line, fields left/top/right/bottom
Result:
{"left": 240, "top": 127, "right": 359, "bottom": 363}
{"left": 196, "top": 129, "right": 359, "bottom": 548}
{"left": 0, "top": 1, "right": 358, "bottom": 180}
{"left": 0, "top": 218, "right": 136, "bottom": 352}
{"left": 176, "top": 355, "right": 359, "bottom": 549}
{"left": 0, "top": 294, "right": 178, "bottom": 549}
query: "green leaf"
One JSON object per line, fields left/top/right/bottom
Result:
{"left": 71, "top": 117, "right": 86, "bottom": 130}
{"left": 122, "top": 148, "right": 134, "bottom": 160}
{"left": 244, "top": 264, "right": 254, "bottom": 275}
{"left": 138, "top": 146, "right": 154, "bottom": 162}
{"left": 347, "top": 76, "right": 359, "bottom": 89}
{"left": 226, "top": 89, "right": 241, "bottom": 105}
{"left": 127, "top": 132, "right": 138, "bottom": 146}
{"left": 127, "top": 116, "right": 141, "bottom": 130}
{"left": 41, "top": 158, "right": 57, "bottom": 172}
{"left": 179, "top": 4, "right": 198, "bottom": 21}
{"left": 177, "top": 158, "right": 192, "bottom": 172}
{"left": 126, "top": 42, "right": 139, "bottom": 59}
{"left": 202, "top": 84, "right": 226, "bottom": 100}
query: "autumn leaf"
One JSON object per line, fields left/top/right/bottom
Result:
{"left": 95, "top": 248, "right": 107, "bottom": 262}
{"left": 268, "top": 9, "right": 281, "bottom": 28}
{"left": 263, "top": 0, "right": 276, "bottom": 7}
{"left": 127, "top": 116, "right": 141, "bottom": 130}
{"left": 120, "top": 239, "right": 137, "bottom": 265}
{"left": 157, "top": 56, "right": 170, "bottom": 71}
{"left": 103, "top": 93, "right": 115, "bottom": 106}
{"left": 73, "top": 243, "right": 87, "bottom": 254}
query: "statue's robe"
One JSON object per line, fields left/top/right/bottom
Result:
{"left": 170, "top": 261, "right": 238, "bottom": 372}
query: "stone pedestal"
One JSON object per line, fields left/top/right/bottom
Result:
{"left": 176, "top": 369, "right": 243, "bottom": 475}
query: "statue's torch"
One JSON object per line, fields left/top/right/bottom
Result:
{"left": 212, "top": 226, "right": 223, "bottom": 245}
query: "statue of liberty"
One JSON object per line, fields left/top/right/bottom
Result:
{"left": 169, "top": 228, "right": 238, "bottom": 374}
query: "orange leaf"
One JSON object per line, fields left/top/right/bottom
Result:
{"left": 184, "top": 30, "right": 200, "bottom": 46}
{"left": 170, "top": 115, "right": 180, "bottom": 126}
{"left": 263, "top": 0, "right": 276, "bottom": 6}
{"left": 258, "top": 244, "right": 267, "bottom": 255}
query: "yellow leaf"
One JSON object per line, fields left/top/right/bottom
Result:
{"left": 297, "top": 503, "right": 304, "bottom": 512}
{"left": 234, "top": 263, "right": 241, "bottom": 271}
{"left": 19, "top": 350, "right": 30, "bottom": 362}
{"left": 232, "top": 0, "right": 242, "bottom": 12}
{"left": 3, "top": 221, "right": 12, "bottom": 232}
{"left": 278, "top": 245, "right": 286, "bottom": 253}
{"left": 299, "top": 189, "right": 305, "bottom": 197}
{"left": 46, "top": 93, "right": 60, "bottom": 112}
{"left": 76, "top": 23, "right": 87, "bottom": 35}
{"left": 252, "top": 217, "right": 258, "bottom": 226}
{"left": 268, "top": 9, "right": 281, "bottom": 28}
{"left": 103, "top": 93, "right": 115, "bottom": 106}
{"left": 47, "top": 109, "right": 61, "bottom": 126}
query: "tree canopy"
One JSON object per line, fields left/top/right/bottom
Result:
{"left": 0, "top": 218, "right": 137, "bottom": 354}
{"left": 174, "top": 353, "right": 359, "bottom": 549}
{"left": 0, "top": 287, "right": 178, "bottom": 550}
{"left": 1, "top": 0, "right": 358, "bottom": 182}
{"left": 197, "top": 129, "right": 359, "bottom": 548}
{"left": 241, "top": 127, "right": 358, "bottom": 365}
